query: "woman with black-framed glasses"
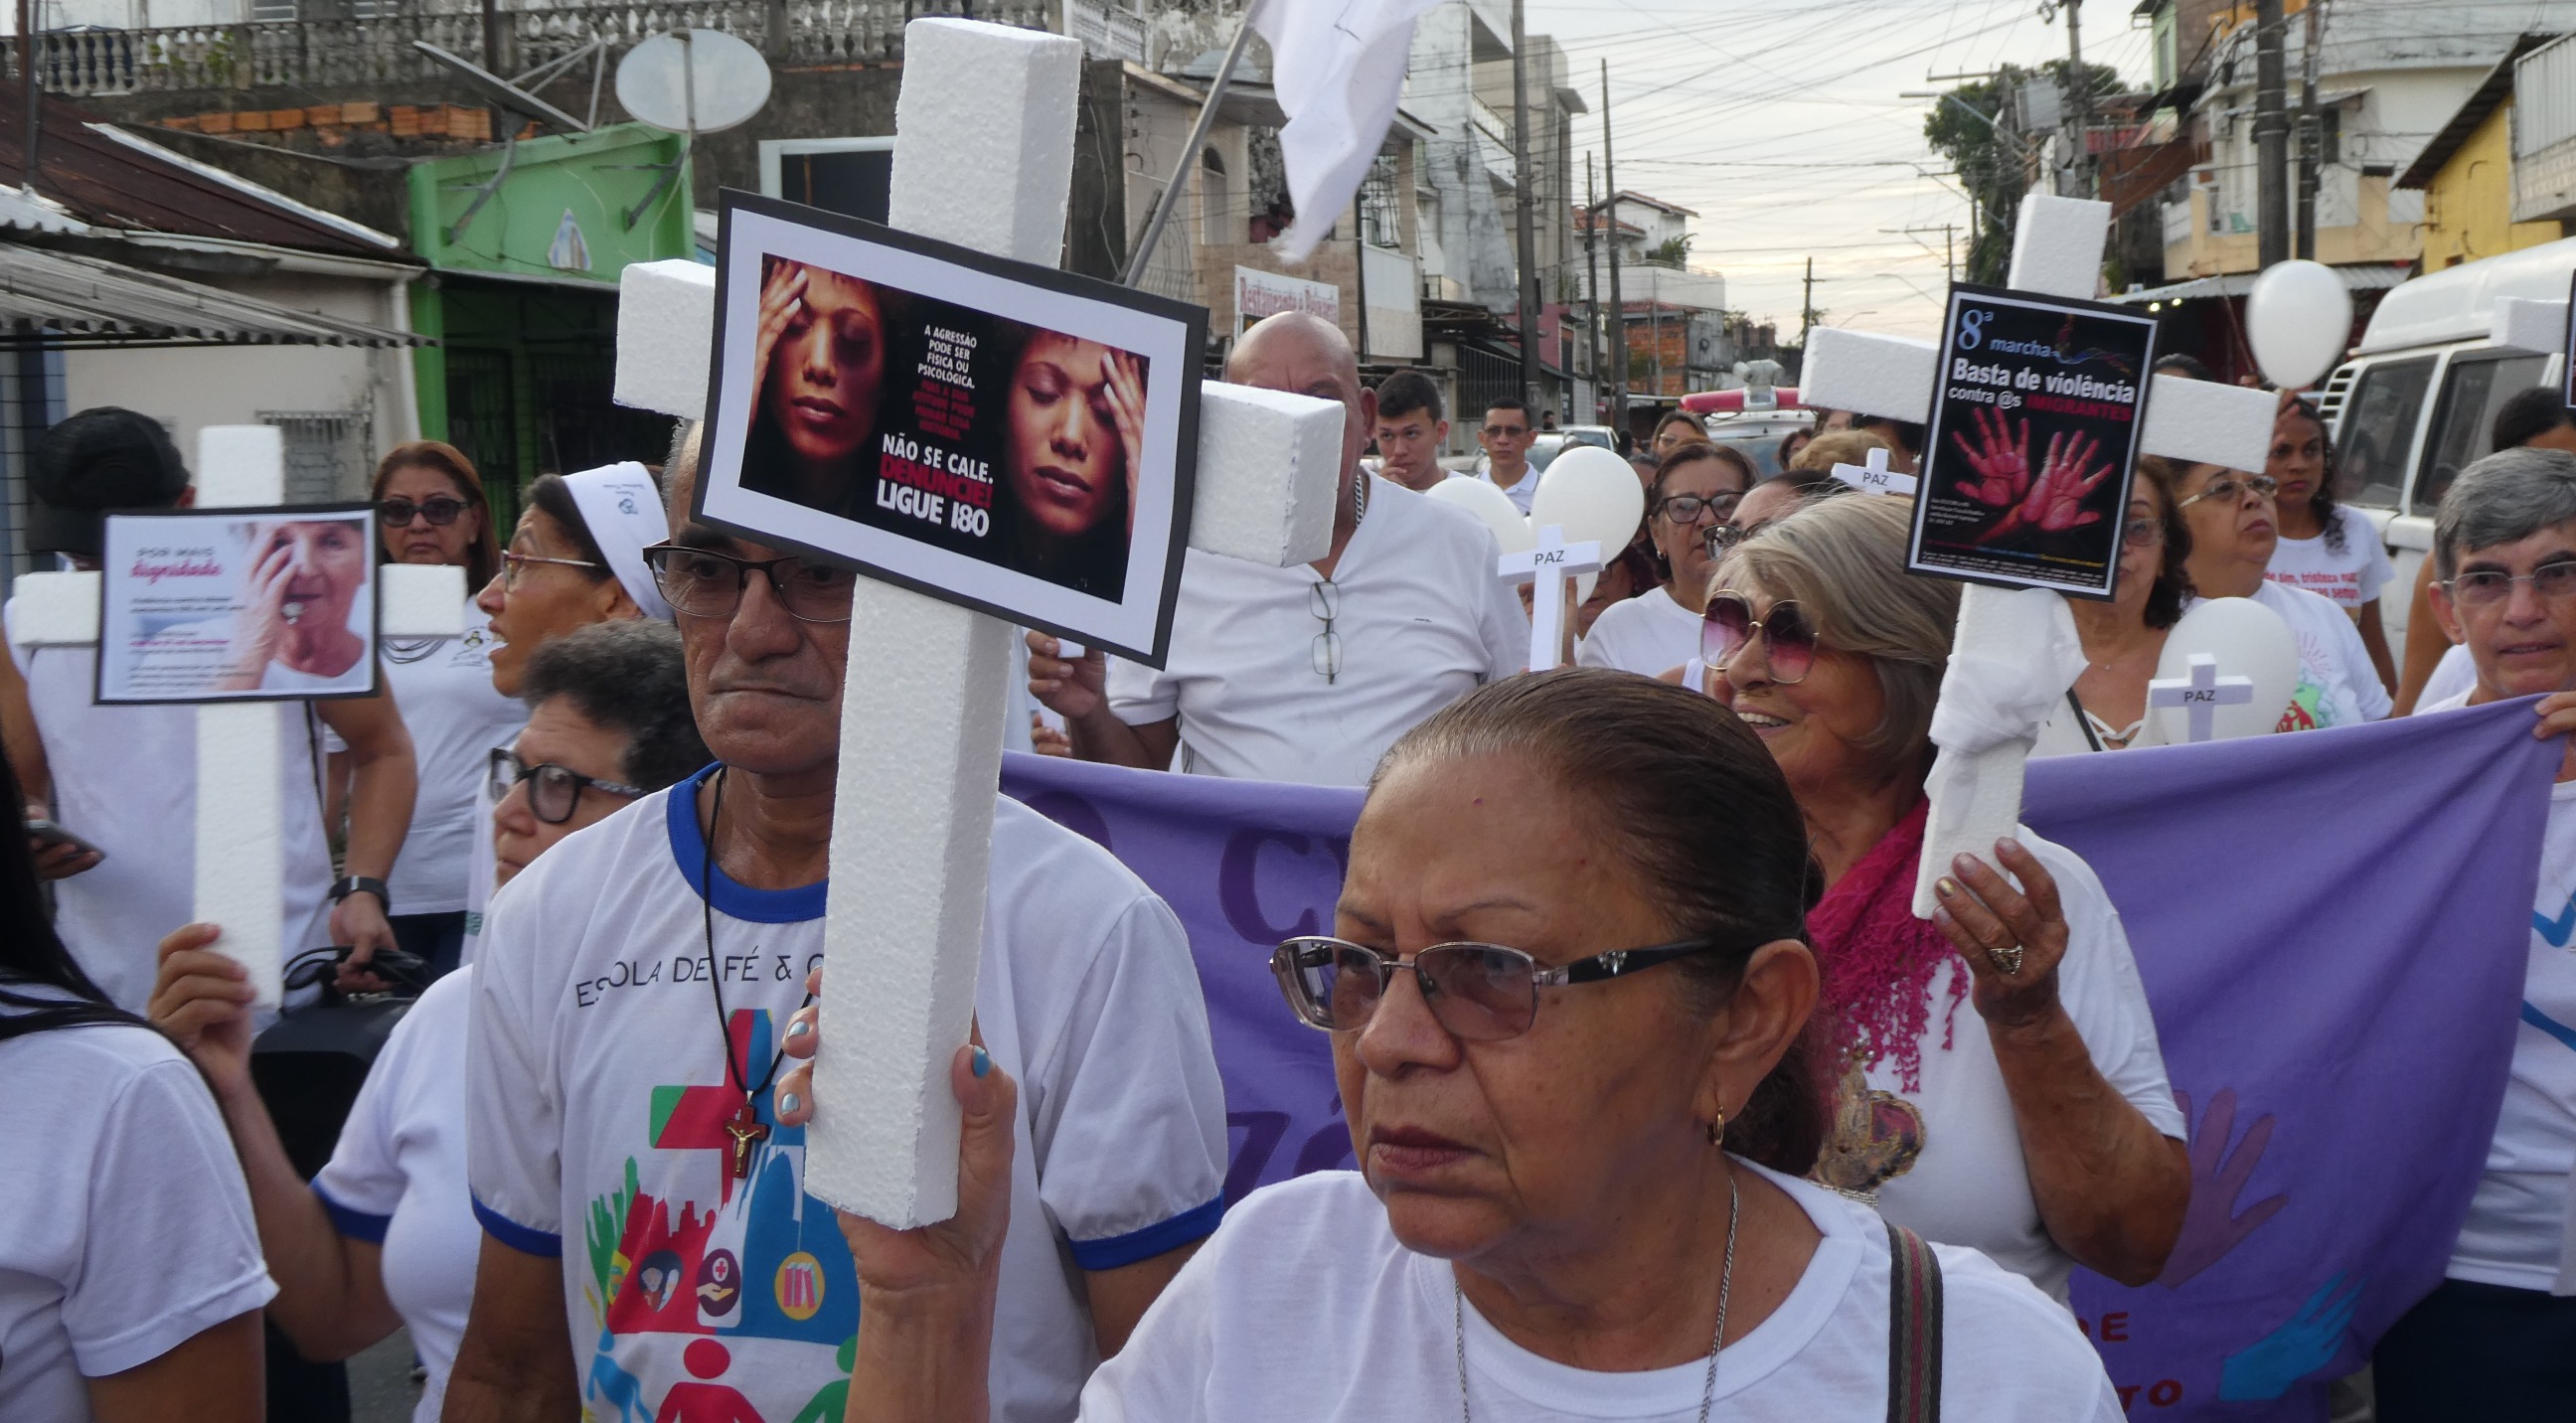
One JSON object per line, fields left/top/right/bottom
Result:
{"left": 143, "top": 619, "right": 708, "bottom": 1423}
{"left": 1577, "top": 443, "right": 1756, "bottom": 678}
{"left": 773, "top": 670, "right": 2127, "bottom": 1421}
{"left": 1697, "top": 493, "right": 2189, "bottom": 1304}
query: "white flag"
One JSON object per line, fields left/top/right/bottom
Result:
{"left": 1254, "top": 0, "right": 1442, "bottom": 263}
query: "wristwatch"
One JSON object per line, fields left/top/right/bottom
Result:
{"left": 330, "top": 875, "right": 391, "bottom": 912}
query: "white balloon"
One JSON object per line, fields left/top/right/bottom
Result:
{"left": 1531, "top": 447, "right": 1647, "bottom": 603}
{"left": 2151, "top": 596, "right": 2298, "bottom": 743}
{"left": 2244, "top": 260, "right": 2353, "bottom": 391}
{"left": 1422, "top": 476, "right": 1533, "bottom": 554}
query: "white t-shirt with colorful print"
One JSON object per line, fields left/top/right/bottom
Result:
{"left": 2229, "top": 581, "right": 2392, "bottom": 731}
{"left": 465, "top": 768, "right": 1229, "bottom": 1423}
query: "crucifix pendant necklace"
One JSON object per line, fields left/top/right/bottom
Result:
{"left": 701, "top": 769, "right": 811, "bottom": 1181}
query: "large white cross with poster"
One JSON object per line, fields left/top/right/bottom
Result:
{"left": 1801, "top": 195, "right": 2280, "bottom": 914}
{"left": 8, "top": 429, "right": 465, "bottom": 1007}
{"left": 611, "top": 18, "right": 1345, "bottom": 1227}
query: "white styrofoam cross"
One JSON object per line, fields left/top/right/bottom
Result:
{"left": 611, "top": 18, "right": 1346, "bottom": 1228}
{"left": 1831, "top": 445, "right": 1917, "bottom": 496}
{"left": 8, "top": 427, "right": 467, "bottom": 1008}
{"left": 2147, "top": 653, "right": 2255, "bottom": 743}
{"left": 1801, "top": 195, "right": 2286, "bottom": 916}
{"left": 1497, "top": 524, "right": 1602, "bottom": 673}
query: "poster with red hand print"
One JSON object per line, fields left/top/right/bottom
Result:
{"left": 1909, "top": 283, "right": 2158, "bottom": 598}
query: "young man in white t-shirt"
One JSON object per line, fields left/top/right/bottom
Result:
{"left": 1027, "top": 313, "right": 1526, "bottom": 787}
{"left": 444, "top": 438, "right": 1229, "bottom": 1423}
{"left": 2376, "top": 446, "right": 2576, "bottom": 1418}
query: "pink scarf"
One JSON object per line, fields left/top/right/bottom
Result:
{"left": 1804, "top": 798, "right": 1967, "bottom": 1092}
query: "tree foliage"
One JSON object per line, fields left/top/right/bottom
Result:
{"left": 1924, "top": 59, "right": 2125, "bottom": 284}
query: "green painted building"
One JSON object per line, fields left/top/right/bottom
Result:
{"left": 406, "top": 123, "right": 697, "bottom": 517}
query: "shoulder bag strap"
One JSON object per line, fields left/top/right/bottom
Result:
{"left": 2067, "top": 688, "right": 2105, "bottom": 753}
{"left": 1884, "top": 1220, "right": 1944, "bottom": 1423}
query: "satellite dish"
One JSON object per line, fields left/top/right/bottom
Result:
{"left": 616, "top": 30, "right": 772, "bottom": 136}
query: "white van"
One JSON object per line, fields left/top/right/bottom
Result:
{"left": 2321, "top": 237, "right": 2576, "bottom": 644}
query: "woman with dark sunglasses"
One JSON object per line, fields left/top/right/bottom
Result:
{"left": 349, "top": 442, "right": 523, "bottom": 977}
{"left": 772, "top": 670, "right": 2124, "bottom": 1420}
{"left": 145, "top": 619, "right": 706, "bottom": 1423}
{"left": 1698, "top": 494, "right": 2188, "bottom": 1304}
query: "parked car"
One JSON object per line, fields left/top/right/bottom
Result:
{"left": 2321, "top": 237, "right": 2576, "bottom": 645}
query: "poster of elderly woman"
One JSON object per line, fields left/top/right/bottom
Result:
{"left": 95, "top": 506, "right": 380, "bottom": 703}
{"left": 696, "top": 193, "right": 1204, "bottom": 665}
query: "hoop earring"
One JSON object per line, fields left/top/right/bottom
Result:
{"left": 1706, "top": 1110, "right": 1726, "bottom": 1148}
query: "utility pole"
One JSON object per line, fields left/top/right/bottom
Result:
{"left": 2063, "top": 0, "right": 2090, "bottom": 199}
{"left": 1585, "top": 153, "right": 1602, "bottom": 423}
{"left": 2296, "top": 0, "right": 2323, "bottom": 259}
{"left": 1798, "top": 256, "right": 1817, "bottom": 356}
{"left": 1510, "top": 0, "right": 1539, "bottom": 409}
{"left": 1600, "top": 60, "right": 1629, "bottom": 442}
{"left": 2254, "top": 0, "right": 2291, "bottom": 267}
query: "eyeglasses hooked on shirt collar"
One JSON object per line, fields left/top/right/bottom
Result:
{"left": 1309, "top": 578, "right": 1342, "bottom": 684}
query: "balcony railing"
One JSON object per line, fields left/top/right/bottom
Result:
{"left": 0, "top": 0, "right": 1048, "bottom": 99}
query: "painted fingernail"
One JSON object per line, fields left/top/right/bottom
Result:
{"left": 784, "top": 1018, "right": 811, "bottom": 1040}
{"left": 1998, "top": 837, "right": 2024, "bottom": 856}
{"left": 971, "top": 1045, "right": 992, "bottom": 1078}
{"left": 778, "top": 1091, "right": 801, "bottom": 1116}
{"left": 1954, "top": 853, "right": 1979, "bottom": 874}
{"left": 1936, "top": 876, "right": 1959, "bottom": 898}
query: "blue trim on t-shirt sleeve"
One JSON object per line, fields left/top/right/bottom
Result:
{"left": 312, "top": 1184, "right": 392, "bottom": 1245}
{"left": 1066, "top": 1194, "right": 1225, "bottom": 1271}
{"left": 471, "top": 1193, "right": 564, "bottom": 1258}
{"left": 664, "top": 762, "right": 829, "bottom": 923}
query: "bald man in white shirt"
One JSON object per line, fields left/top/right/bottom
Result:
{"left": 1027, "top": 314, "right": 1526, "bottom": 786}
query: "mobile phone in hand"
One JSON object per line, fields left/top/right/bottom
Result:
{"left": 24, "top": 819, "right": 104, "bottom": 862}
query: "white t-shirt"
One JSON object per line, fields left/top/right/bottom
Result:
{"left": 1577, "top": 584, "right": 1701, "bottom": 679}
{"left": 312, "top": 969, "right": 479, "bottom": 1423}
{"left": 1107, "top": 477, "right": 1527, "bottom": 786}
{"left": 1487, "top": 462, "right": 1539, "bottom": 515}
{"left": 376, "top": 602, "right": 525, "bottom": 916}
{"left": 6, "top": 602, "right": 336, "bottom": 1011}
{"left": 0, "top": 1010, "right": 277, "bottom": 1420}
{"left": 1079, "top": 1165, "right": 2121, "bottom": 1422}
{"left": 2233, "top": 581, "right": 2393, "bottom": 731}
{"left": 1827, "top": 832, "right": 2186, "bottom": 1303}
{"left": 2419, "top": 641, "right": 2477, "bottom": 712}
{"left": 2264, "top": 505, "right": 2396, "bottom": 613}
{"left": 467, "top": 770, "right": 1229, "bottom": 1423}
{"left": 2423, "top": 693, "right": 2576, "bottom": 1292}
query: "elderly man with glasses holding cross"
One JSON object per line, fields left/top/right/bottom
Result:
{"left": 1026, "top": 313, "right": 1527, "bottom": 787}
{"left": 444, "top": 427, "right": 1228, "bottom": 1423}
{"left": 2375, "top": 445, "right": 2576, "bottom": 1420}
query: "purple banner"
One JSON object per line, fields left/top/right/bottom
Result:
{"left": 1000, "top": 696, "right": 2555, "bottom": 1420}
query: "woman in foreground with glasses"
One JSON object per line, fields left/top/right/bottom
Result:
{"left": 2032, "top": 457, "right": 2197, "bottom": 754}
{"left": 144, "top": 619, "right": 706, "bottom": 1423}
{"left": 1578, "top": 443, "right": 1756, "bottom": 678}
{"left": 1697, "top": 494, "right": 2188, "bottom": 1302}
{"left": 2171, "top": 458, "right": 2392, "bottom": 730}
{"left": 352, "top": 441, "right": 523, "bottom": 976}
{"left": 776, "top": 671, "right": 2125, "bottom": 1420}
